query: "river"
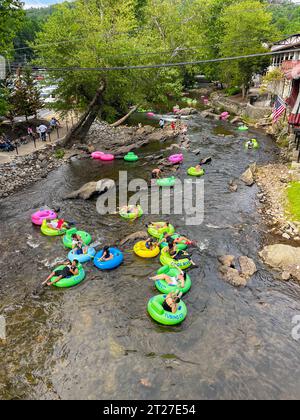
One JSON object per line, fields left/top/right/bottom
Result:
{"left": 1, "top": 114, "right": 300, "bottom": 400}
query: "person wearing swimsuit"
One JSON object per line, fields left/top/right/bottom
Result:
{"left": 162, "top": 291, "right": 183, "bottom": 314}
{"left": 150, "top": 271, "right": 186, "bottom": 288}
{"left": 43, "top": 259, "right": 79, "bottom": 286}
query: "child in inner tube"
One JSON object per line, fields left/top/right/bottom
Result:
{"left": 72, "top": 233, "right": 88, "bottom": 255}
{"left": 246, "top": 139, "right": 254, "bottom": 149}
{"left": 162, "top": 291, "right": 183, "bottom": 314}
{"left": 43, "top": 259, "right": 79, "bottom": 287}
{"left": 98, "top": 246, "right": 114, "bottom": 262}
{"left": 47, "top": 218, "right": 69, "bottom": 231}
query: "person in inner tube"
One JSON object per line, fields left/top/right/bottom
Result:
{"left": 98, "top": 246, "right": 114, "bottom": 262}
{"left": 145, "top": 238, "right": 158, "bottom": 250}
{"left": 43, "top": 259, "right": 79, "bottom": 287}
{"left": 162, "top": 291, "right": 183, "bottom": 314}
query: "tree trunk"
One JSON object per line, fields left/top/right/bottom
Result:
{"left": 62, "top": 81, "right": 106, "bottom": 148}
{"left": 110, "top": 105, "right": 140, "bottom": 128}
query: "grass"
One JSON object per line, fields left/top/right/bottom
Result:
{"left": 54, "top": 149, "right": 65, "bottom": 159}
{"left": 286, "top": 182, "right": 300, "bottom": 221}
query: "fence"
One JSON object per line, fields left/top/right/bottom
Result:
{"left": 12, "top": 111, "right": 80, "bottom": 156}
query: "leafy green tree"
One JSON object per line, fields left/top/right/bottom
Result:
{"left": 270, "top": 1, "right": 300, "bottom": 35}
{"left": 0, "top": 0, "right": 24, "bottom": 57}
{"left": 219, "top": 0, "right": 278, "bottom": 97}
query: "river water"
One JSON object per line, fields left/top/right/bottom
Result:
{"left": 1, "top": 114, "right": 300, "bottom": 400}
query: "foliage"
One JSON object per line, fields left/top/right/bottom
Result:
{"left": 54, "top": 149, "right": 65, "bottom": 159}
{"left": 270, "top": 1, "right": 300, "bottom": 35}
{"left": 286, "top": 182, "right": 300, "bottom": 222}
{"left": 0, "top": 0, "right": 24, "bottom": 57}
{"left": 219, "top": 0, "right": 278, "bottom": 97}
{"left": 6, "top": 67, "right": 43, "bottom": 121}
{"left": 224, "top": 86, "right": 242, "bottom": 96}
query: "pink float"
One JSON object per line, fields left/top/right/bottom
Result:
{"left": 147, "top": 112, "right": 155, "bottom": 117}
{"left": 31, "top": 209, "right": 57, "bottom": 226}
{"left": 169, "top": 154, "right": 183, "bottom": 164}
{"left": 220, "top": 111, "right": 230, "bottom": 121}
{"left": 100, "top": 153, "right": 115, "bottom": 161}
{"left": 91, "top": 151, "right": 104, "bottom": 160}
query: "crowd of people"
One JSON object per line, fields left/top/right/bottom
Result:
{"left": 0, "top": 117, "right": 61, "bottom": 153}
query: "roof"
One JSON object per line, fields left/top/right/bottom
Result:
{"left": 271, "top": 34, "right": 300, "bottom": 52}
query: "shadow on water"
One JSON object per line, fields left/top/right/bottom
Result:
{"left": 1, "top": 115, "right": 300, "bottom": 400}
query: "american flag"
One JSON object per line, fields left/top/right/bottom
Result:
{"left": 272, "top": 96, "right": 287, "bottom": 123}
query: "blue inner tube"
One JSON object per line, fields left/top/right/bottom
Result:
{"left": 68, "top": 247, "right": 96, "bottom": 264}
{"left": 94, "top": 248, "right": 124, "bottom": 270}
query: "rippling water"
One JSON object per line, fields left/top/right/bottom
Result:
{"left": 1, "top": 115, "right": 300, "bottom": 400}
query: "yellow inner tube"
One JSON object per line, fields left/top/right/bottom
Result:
{"left": 133, "top": 241, "right": 160, "bottom": 258}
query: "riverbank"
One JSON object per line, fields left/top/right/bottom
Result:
{"left": 0, "top": 121, "right": 180, "bottom": 199}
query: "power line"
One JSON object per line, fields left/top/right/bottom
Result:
{"left": 17, "top": 48, "right": 300, "bottom": 73}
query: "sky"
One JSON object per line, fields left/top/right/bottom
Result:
{"left": 24, "top": 0, "right": 68, "bottom": 9}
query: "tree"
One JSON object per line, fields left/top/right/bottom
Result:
{"left": 0, "top": 0, "right": 24, "bottom": 57}
{"left": 270, "top": 0, "right": 300, "bottom": 35}
{"left": 33, "top": 0, "right": 207, "bottom": 144}
{"left": 6, "top": 67, "right": 43, "bottom": 122}
{"left": 219, "top": 0, "right": 278, "bottom": 98}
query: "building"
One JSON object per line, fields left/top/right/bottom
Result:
{"left": 270, "top": 34, "right": 300, "bottom": 127}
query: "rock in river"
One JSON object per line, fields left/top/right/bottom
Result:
{"left": 64, "top": 179, "right": 115, "bottom": 200}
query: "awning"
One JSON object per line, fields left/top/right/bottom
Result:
{"left": 289, "top": 81, "right": 300, "bottom": 126}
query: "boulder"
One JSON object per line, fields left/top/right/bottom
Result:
{"left": 179, "top": 107, "right": 198, "bottom": 116}
{"left": 239, "top": 256, "right": 257, "bottom": 278}
{"left": 218, "top": 255, "right": 236, "bottom": 267}
{"left": 260, "top": 244, "right": 300, "bottom": 269}
{"left": 119, "top": 231, "right": 148, "bottom": 246}
{"left": 241, "top": 167, "right": 255, "bottom": 186}
{"left": 219, "top": 266, "right": 248, "bottom": 287}
{"left": 64, "top": 178, "right": 115, "bottom": 200}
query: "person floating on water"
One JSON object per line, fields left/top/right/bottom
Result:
{"left": 120, "top": 205, "right": 140, "bottom": 219}
{"left": 72, "top": 233, "right": 87, "bottom": 255}
{"left": 246, "top": 139, "right": 254, "bottom": 149}
{"left": 145, "top": 238, "right": 158, "bottom": 250}
{"left": 98, "top": 246, "right": 114, "bottom": 262}
{"left": 43, "top": 259, "right": 79, "bottom": 286}
{"left": 151, "top": 168, "right": 162, "bottom": 180}
{"left": 167, "top": 240, "right": 197, "bottom": 266}
{"left": 162, "top": 291, "right": 183, "bottom": 314}
{"left": 147, "top": 221, "right": 170, "bottom": 231}
{"left": 47, "top": 218, "right": 69, "bottom": 231}
{"left": 150, "top": 270, "right": 186, "bottom": 289}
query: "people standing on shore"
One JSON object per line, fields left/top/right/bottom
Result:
{"left": 159, "top": 118, "right": 165, "bottom": 130}
{"left": 37, "top": 124, "right": 48, "bottom": 142}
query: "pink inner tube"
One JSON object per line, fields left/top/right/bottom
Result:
{"left": 147, "top": 112, "right": 155, "bottom": 117}
{"left": 91, "top": 151, "right": 104, "bottom": 160}
{"left": 100, "top": 153, "right": 115, "bottom": 161}
{"left": 169, "top": 154, "right": 183, "bottom": 164}
{"left": 31, "top": 210, "right": 57, "bottom": 226}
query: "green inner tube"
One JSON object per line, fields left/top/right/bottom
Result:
{"left": 147, "top": 294, "right": 187, "bottom": 325}
{"left": 160, "top": 248, "right": 192, "bottom": 270}
{"left": 119, "top": 205, "right": 143, "bottom": 220}
{"left": 148, "top": 223, "right": 175, "bottom": 239}
{"left": 156, "top": 177, "right": 176, "bottom": 187}
{"left": 155, "top": 265, "right": 192, "bottom": 295}
{"left": 245, "top": 139, "right": 259, "bottom": 149}
{"left": 159, "top": 233, "right": 187, "bottom": 250}
{"left": 62, "top": 228, "right": 92, "bottom": 249}
{"left": 238, "top": 125, "right": 249, "bottom": 131}
{"left": 124, "top": 152, "right": 139, "bottom": 162}
{"left": 50, "top": 264, "right": 86, "bottom": 288}
{"left": 187, "top": 167, "right": 205, "bottom": 177}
